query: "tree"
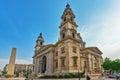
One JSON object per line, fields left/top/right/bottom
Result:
{"left": 102, "top": 57, "right": 120, "bottom": 73}
{"left": 27, "top": 69, "right": 32, "bottom": 74}
{"left": 2, "top": 70, "right": 7, "bottom": 75}
{"left": 22, "top": 70, "right": 27, "bottom": 74}
{"left": 14, "top": 70, "right": 19, "bottom": 77}
{"left": 102, "top": 57, "right": 112, "bottom": 70}
{"left": 111, "top": 59, "right": 120, "bottom": 72}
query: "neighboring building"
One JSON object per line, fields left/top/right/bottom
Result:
{"left": 4, "top": 64, "right": 33, "bottom": 72}
{"left": 33, "top": 4, "right": 103, "bottom": 75}
{"left": 27, "top": 64, "right": 33, "bottom": 70}
{"left": 0, "top": 69, "right": 2, "bottom": 76}
{"left": 15, "top": 64, "right": 27, "bottom": 72}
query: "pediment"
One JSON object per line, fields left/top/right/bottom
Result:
{"left": 86, "top": 47, "right": 103, "bottom": 54}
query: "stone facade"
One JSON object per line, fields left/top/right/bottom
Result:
{"left": 33, "top": 4, "right": 103, "bottom": 75}
{"left": 4, "top": 64, "right": 33, "bottom": 72}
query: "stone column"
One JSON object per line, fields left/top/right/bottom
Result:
{"left": 7, "top": 48, "right": 16, "bottom": 77}
{"left": 36, "top": 58, "right": 39, "bottom": 73}
{"left": 34, "top": 58, "right": 37, "bottom": 73}
{"left": 88, "top": 54, "right": 92, "bottom": 74}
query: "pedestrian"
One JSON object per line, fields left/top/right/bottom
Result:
{"left": 86, "top": 75, "right": 90, "bottom": 80}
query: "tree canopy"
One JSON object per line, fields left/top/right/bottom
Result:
{"left": 102, "top": 57, "right": 120, "bottom": 72}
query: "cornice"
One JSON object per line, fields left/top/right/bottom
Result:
{"left": 55, "top": 36, "right": 80, "bottom": 47}
{"left": 59, "top": 21, "right": 78, "bottom": 28}
{"left": 33, "top": 44, "right": 55, "bottom": 57}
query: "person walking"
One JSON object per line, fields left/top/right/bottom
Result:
{"left": 86, "top": 75, "right": 91, "bottom": 80}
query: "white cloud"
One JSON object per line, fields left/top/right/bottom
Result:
{"left": 0, "top": 58, "right": 32, "bottom": 70}
{"left": 80, "top": 1, "right": 120, "bottom": 59}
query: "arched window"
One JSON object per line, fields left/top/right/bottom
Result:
{"left": 64, "top": 18, "right": 66, "bottom": 22}
{"left": 71, "top": 17, "right": 73, "bottom": 21}
{"left": 41, "top": 56, "right": 46, "bottom": 73}
{"left": 40, "top": 42, "right": 42, "bottom": 45}
{"left": 62, "top": 33, "right": 65, "bottom": 39}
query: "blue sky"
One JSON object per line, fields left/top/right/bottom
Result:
{"left": 0, "top": 0, "right": 120, "bottom": 70}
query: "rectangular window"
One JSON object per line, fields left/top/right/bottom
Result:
{"left": 60, "top": 57, "right": 65, "bottom": 67}
{"left": 94, "top": 63, "right": 97, "bottom": 67}
{"left": 56, "top": 52, "right": 58, "bottom": 56}
{"left": 61, "top": 59, "right": 65, "bottom": 67}
{"left": 55, "top": 60, "right": 58, "bottom": 68}
{"left": 84, "top": 61, "right": 87, "bottom": 69}
{"left": 72, "top": 46, "right": 77, "bottom": 53}
{"left": 80, "top": 44, "right": 82, "bottom": 48}
{"left": 72, "top": 56, "right": 78, "bottom": 67}
{"left": 61, "top": 47, "right": 65, "bottom": 53}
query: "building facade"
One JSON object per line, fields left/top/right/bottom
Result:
{"left": 33, "top": 4, "right": 103, "bottom": 75}
{"left": 4, "top": 64, "right": 33, "bottom": 72}
{"left": 15, "top": 64, "right": 33, "bottom": 72}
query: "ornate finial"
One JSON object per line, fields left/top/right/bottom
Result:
{"left": 66, "top": 3, "right": 70, "bottom": 8}
{"left": 38, "top": 32, "right": 44, "bottom": 41}
{"left": 40, "top": 33, "right": 42, "bottom": 36}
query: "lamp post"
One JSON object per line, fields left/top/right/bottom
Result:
{"left": 78, "top": 70, "right": 80, "bottom": 80}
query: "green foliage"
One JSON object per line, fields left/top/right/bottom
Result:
{"left": 2, "top": 70, "right": 7, "bottom": 75}
{"left": 58, "top": 74, "right": 64, "bottom": 78}
{"left": 22, "top": 70, "right": 27, "bottom": 74}
{"left": 51, "top": 75, "right": 58, "bottom": 78}
{"left": 78, "top": 71, "right": 85, "bottom": 77}
{"left": 102, "top": 57, "right": 112, "bottom": 70}
{"left": 102, "top": 57, "right": 120, "bottom": 72}
{"left": 64, "top": 74, "right": 72, "bottom": 78}
{"left": 22, "top": 69, "right": 32, "bottom": 75}
{"left": 14, "top": 70, "right": 19, "bottom": 77}
{"left": 27, "top": 69, "right": 32, "bottom": 74}
{"left": 40, "top": 75, "right": 58, "bottom": 78}
{"left": 69, "top": 73, "right": 77, "bottom": 78}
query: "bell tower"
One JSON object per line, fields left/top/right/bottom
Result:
{"left": 59, "top": 4, "right": 86, "bottom": 49}
{"left": 59, "top": 4, "right": 78, "bottom": 40}
{"left": 35, "top": 33, "right": 44, "bottom": 51}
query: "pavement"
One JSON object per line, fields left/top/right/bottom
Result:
{"left": 0, "top": 78, "right": 25, "bottom": 80}
{"left": 33, "top": 77, "right": 114, "bottom": 80}
{"left": 0, "top": 77, "right": 115, "bottom": 80}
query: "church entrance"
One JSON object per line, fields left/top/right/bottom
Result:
{"left": 41, "top": 56, "right": 47, "bottom": 73}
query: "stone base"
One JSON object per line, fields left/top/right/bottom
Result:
{"left": 5, "top": 75, "right": 14, "bottom": 78}
{"left": 0, "top": 78, "right": 26, "bottom": 80}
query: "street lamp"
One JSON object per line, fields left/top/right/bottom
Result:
{"left": 78, "top": 70, "right": 80, "bottom": 80}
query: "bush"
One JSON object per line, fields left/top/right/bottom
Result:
{"left": 64, "top": 74, "right": 72, "bottom": 78}
{"left": 39, "top": 71, "right": 85, "bottom": 79}
{"left": 34, "top": 74, "right": 37, "bottom": 77}
{"left": 58, "top": 74, "right": 64, "bottom": 78}
{"left": 40, "top": 75, "right": 58, "bottom": 78}
{"left": 51, "top": 75, "right": 58, "bottom": 78}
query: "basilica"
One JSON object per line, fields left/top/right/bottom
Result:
{"left": 33, "top": 4, "right": 103, "bottom": 75}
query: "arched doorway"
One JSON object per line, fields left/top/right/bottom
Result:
{"left": 41, "top": 56, "right": 47, "bottom": 73}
